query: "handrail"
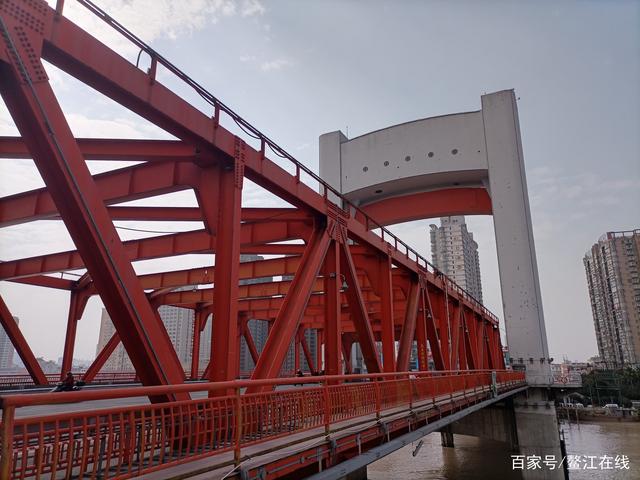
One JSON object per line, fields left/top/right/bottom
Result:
{"left": 0, "top": 369, "right": 526, "bottom": 479}
{"left": 0, "top": 369, "right": 510, "bottom": 408}
{"left": 67, "top": 0, "right": 498, "bottom": 323}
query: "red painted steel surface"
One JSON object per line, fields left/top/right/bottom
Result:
{"left": 0, "top": 370, "right": 525, "bottom": 479}
{"left": 0, "top": 0, "right": 506, "bottom": 408}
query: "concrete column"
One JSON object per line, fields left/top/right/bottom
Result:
{"left": 340, "top": 466, "right": 367, "bottom": 480}
{"left": 440, "top": 425, "right": 455, "bottom": 448}
{"left": 448, "top": 391, "right": 565, "bottom": 479}
{"left": 319, "top": 130, "right": 347, "bottom": 205}
{"left": 482, "top": 91, "right": 551, "bottom": 385}
{"left": 513, "top": 389, "right": 565, "bottom": 480}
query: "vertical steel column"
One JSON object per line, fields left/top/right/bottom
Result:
{"left": 433, "top": 289, "right": 451, "bottom": 370}
{"left": 424, "top": 286, "right": 445, "bottom": 370}
{"left": 294, "top": 328, "right": 301, "bottom": 373}
{"left": 323, "top": 240, "right": 341, "bottom": 376}
{"left": 60, "top": 289, "right": 89, "bottom": 379}
{"left": 415, "top": 287, "right": 429, "bottom": 371}
{"left": 0, "top": 295, "right": 47, "bottom": 385}
{"left": 206, "top": 147, "right": 243, "bottom": 384}
{"left": 458, "top": 308, "right": 469, "bottom": 370}
{"left": 396, "top": 280, "right": 420, "bottom": 371}
{"left": 339, "top": 240, "right": 381, "bottom": 374}
{"left": 450, "top": 303, "right": 461, "bottom": 370}
{"left": 464, "top": 313, "right": 479, "bottom": 370}
{"left": 476, "top": 317, "right": 486, "bottom": 369}
{"left": 190, "top": 309, "right": 203, "bottom": 379}
{"left": 0, "top": 24, "right": 185, "bottom": 393}
{"left": 342, "top": 336, "right": 354, "bottom": 374}
{"left": 316, "top": 329, "right": 324, "bottom": 373}
{"left": 378, "top": 255, "right": 396, "bottom": 372}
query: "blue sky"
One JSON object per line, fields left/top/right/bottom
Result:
{"left": 1, "top": 0, "right": 639, "bottom": 363}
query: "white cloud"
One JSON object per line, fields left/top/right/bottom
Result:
{"left": 241, "top": 0, "right": 266, "bottom": 16}
{"left": 260, "top": 58, "right": 293, "bottom": 72}
{"left": 46, "top": 0, "right": 265, "bottom": 59}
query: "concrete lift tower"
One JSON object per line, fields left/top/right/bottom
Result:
{"left": 320, "top": 90, "right": 564, "bottom": 478}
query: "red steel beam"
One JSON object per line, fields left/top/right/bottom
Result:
{"left": 59, "top": 289, "right": 89, "bottom": 379}
{"left": 450, "top": 302, "right": 462, "bottom": 370}
{"left": 190, "top": 309, "right": 204, "bottom": 379}
{"left": 0, "top": 221, "right": 310, "bottom": 281}
{"left": 0, "top": 136, "right": 198, "bottom": 161}
{"left": 0, "top": 22, "right": 186, "bottom": 395}
{"left": 82, "top": 332, "right": 120, "bottom": 383}
{"left": 249, "top": 223, "right": 332, "bottom": 387}
{"left": 396, "top": 280, "right": 420, "bottom": 371}
{"left": 378, "top": 255, "right": 396, "bottom": 372}
{"left": 205, "top": 162, "right": 242, "bottom": 384}
{"left": 299, "top": 329, "right": 316, "bottom": 374}
{"left": 0, "top": 161, "right": 200, "bottom": 228}
{"left": 357, "top": 188, "right": 492, "bottom": 226}
{"left": 36, "top": 8, "right": 446, "bottom": 278}
{"left": 0, "top": 2, "right": 507, "bottom": 395}
{"left": 415, "top": 286, "right": 429, "bottom": 371}
{"left": 339, "top": 236, "right": 381, "bottom": 374}
{"left": 9, "top": 275, "right": 74, "bottom": 290}
{"left": 323, "top": 240, "right": 342, "bottom": 376}
{"left": 242, "top": 320, "right": 260, "bottom": 366}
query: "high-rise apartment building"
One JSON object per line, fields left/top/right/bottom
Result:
{"left": 430, "top": 216, "right": 483, "bottom": 303}
{"left": 584, "top": 229, "right": 640, "bottom": 368}
{"left": 96, "top": 303, "right": 194, "bottom": 372}
{"left": 0, "top": 316, "right": 17, "bottom": 370}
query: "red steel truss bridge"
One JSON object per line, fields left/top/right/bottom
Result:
{"left": 0, "top": 1, "right": 527, "bottom": 478}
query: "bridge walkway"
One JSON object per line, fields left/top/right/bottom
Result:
{"left": 0, "top": 371, "right": 525, "bottom": 480}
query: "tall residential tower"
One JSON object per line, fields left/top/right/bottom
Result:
{"left": 430, "top": 216, "right": 483, "bottom": 303}
{"left": 584, "top": 229, "right": 640, "bottom": 368}
{"left": 0, "top": 316, "right": 17, "bottom": 370}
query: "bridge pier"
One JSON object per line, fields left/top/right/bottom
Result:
{"left": 339, "top": 466, "right": 367, "bottom": 480}
{"left": 448, "top": 389, "right": 566, "bottom": 479}
{"left": 512, "top": 389, "right": 567, "bottom": 480}
{"left": 440, "top": 425, "right": 455, "bottom": 448}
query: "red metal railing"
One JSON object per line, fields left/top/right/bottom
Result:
{"left": 0, "top": 373, "right": 140, "bottom": 390}
{"left": 0, "top": 370, "right": 525, "bottom": 479}
{"left": 0, "top": 369, "right": 297, "bottom": 390}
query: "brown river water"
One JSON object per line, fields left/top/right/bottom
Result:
{"left": 368, "top": 420, "right": 639, "bottom": 479}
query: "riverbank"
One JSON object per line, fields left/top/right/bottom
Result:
{"left": 557, "top": 406, "right": 639, "bottom": 423}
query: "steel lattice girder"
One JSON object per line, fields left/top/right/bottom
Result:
{"left": 0, "top": 0, "right": 505, "bottom": 393}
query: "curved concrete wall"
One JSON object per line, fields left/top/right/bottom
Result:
{"left": 319, "top": 90, "right": 552, "bottom": 385}
{"left": 339, "top": 111, "right": 487, "bottom": 203}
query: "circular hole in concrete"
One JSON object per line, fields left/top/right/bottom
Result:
{"left": 383, "top": 161, "right": 389, "bottom": 166}
{"left": 363, "top": 166, "right": 368, "bottom": 172}
{"left": 405, "top": 155, "right": 411, "bottom": 162}
{"left": 428, "top": 152, "right": 434, "bottom": 158}
{"left": 451, "top": 148, "right": 458, "bottom": 155}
